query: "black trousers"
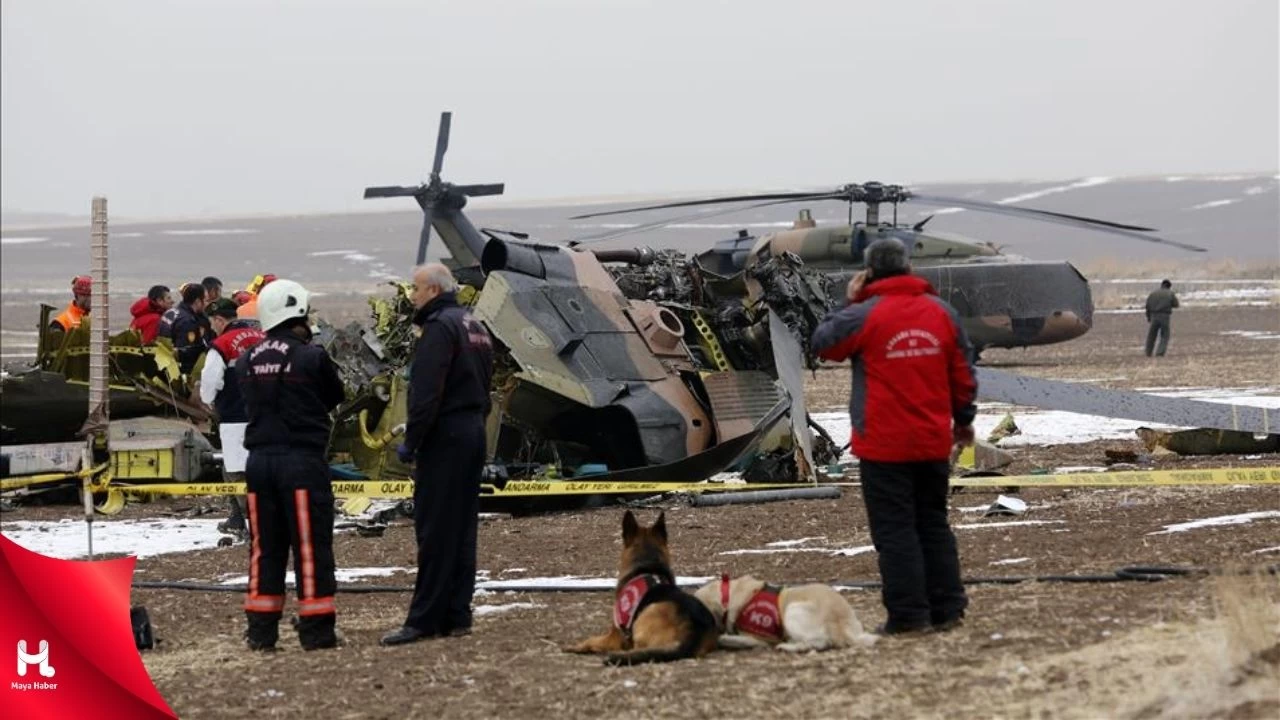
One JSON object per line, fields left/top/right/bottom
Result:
{"left": 405, "top": 415, "right": 485, "bottom": 634}
{"left": 244, "top": 448, "right": 337, "bottom": 647}
{"left": 860, "top": 459, "right": 968, "bottom": 630}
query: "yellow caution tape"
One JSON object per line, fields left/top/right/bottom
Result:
{"left": 104, "top": 479, "right": 814, "bottom": 499}
{"left": 1, "top": 463, "right": 110, "bottom": 492}
{"left": 951, "top": 466, "right": 1280, "bottom": 487}
{"left": 13, "top": 466, "right": 1278, "bottom": 500}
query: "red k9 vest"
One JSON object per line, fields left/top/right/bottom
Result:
{"left": 721, "top": 573, "right": 783, "bottom": 641}
{"left": 613, "top": 574, "right": 667, "bottom": 637}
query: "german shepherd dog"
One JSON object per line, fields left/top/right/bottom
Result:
{"left": 564, "top": 510, "right": 719, "bottom": 665}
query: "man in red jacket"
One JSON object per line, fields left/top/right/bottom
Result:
{"left": 128, "top": 285, "right": 173, "bottom": 343}
{"left": 811, "top": 238, "right": 977, "bottom": 635}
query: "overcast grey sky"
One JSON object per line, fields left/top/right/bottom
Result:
{"left": 2, "top": 0, "right": 1276, "bottom": 219}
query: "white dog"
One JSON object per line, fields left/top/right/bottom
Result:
{"left": 694, "top": 574, "right": 877, "bottom": 652}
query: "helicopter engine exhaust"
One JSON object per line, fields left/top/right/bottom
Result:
{"left": 481, "top": 238, "right": 548, "bottom": 278}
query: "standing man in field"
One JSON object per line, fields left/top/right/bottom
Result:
{"left": 1144, "top": 279, "right": 1179, "bottom": 357}
{"left": 237, "top": 279, "right": 346, "bottom": 651}
{"left": 811, "top": 239, "right": 976, "bottom": 635}
{"left": 381, "top": 264, "right": 494, "bottom": 647}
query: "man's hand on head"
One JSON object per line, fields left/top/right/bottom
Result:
{"left": 847, "top": 271, "right": 868, "bottom": 302}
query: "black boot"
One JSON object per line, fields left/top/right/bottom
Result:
{"left": 297, "top": 614, "right": 340, "bottom": 650}
{"left": 245, "top": 612, "right": 280, "bottom": 651}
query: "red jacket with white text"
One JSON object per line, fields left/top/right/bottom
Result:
{"left": 810, "top": 274, "right": 977, "bottom": 462}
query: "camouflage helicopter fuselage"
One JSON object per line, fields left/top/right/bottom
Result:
{"left": 331, "top": 191, "right": 795, "bottom": 484}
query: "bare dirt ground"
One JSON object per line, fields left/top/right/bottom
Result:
{"left": 3, "top": 305, "right": 1279, "bottom": 719}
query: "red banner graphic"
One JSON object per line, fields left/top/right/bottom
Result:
{"left": 0, "top": 535, "right": 176, "bottom": 719}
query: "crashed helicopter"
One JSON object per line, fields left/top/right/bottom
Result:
{"left": 334, "top": 111, "right": 1223, "bottom": 489}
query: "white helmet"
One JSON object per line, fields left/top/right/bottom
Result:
{"left": 256, "top": 279, "right": 311, "bottom": 332}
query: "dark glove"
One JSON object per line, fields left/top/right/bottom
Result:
{"left": 396, "top": 443, "right": 414, "bottom": 465}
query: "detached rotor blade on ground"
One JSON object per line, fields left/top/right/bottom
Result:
{"left": 569, "top": 191, "right": 835, "bottom": 220}
{"left": 364, "top": 185, "right": 423, "bottom": 199}
{"left": 417, "top": 204, "right": 436, "bottom": 265}
{"left": 567, "top": 195, "right": 846, "bottom": 246}
{"left": 454, "top": 183, "right": 506, "bottom": 197}
{"left": 432, "top": 112, "right": 452, "bottom": 177}
{"left": 908, "top": 193, "right": 1207, "bottom": 252}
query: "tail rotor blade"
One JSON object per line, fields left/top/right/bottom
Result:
{"left": 364, "top": 185, "right": 421, "bottom": 199}
{"left": 432, "top": 112, "right": 452, "bottom": 177}
{"left": 455, "top": 183, "right": 505, "bottom": 197}
{"left": 417, "top": 204, "right": 436, "bottom": 265}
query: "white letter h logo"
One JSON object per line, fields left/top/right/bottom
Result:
{"left": 16, "top": 640, "right": 55, "bottom": 678}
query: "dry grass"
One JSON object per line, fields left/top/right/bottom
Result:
{"left": 1080, "top": 258, "right": 1280, "bottom": 282}
{"left": 1130, "top": 569, "right": 1280, "bottom": 719}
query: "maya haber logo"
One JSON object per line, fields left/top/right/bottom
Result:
{"left": 1, "top": 535, "right": 177, "bottom": 719}
{"left": 14, "top": 638, "right": 57, "bottom": 691}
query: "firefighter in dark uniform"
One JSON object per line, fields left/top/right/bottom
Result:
{"left": 235, "top": 279, "right": 346, "bottom": 651}
{"left": 381, "top": 263, "right": 494, "bottom": 647}
{"left": 158, "top": 282, "right": 211, "bottom": 374}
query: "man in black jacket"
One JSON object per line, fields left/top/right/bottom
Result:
{"left": 381, "top": 264, "right": 494, "bottom": 647}
{"left": 158, "top": 282, "right": 211, "bottom": 374}
{"left": 236, "top": 279, "right": 346, "bottom": 651}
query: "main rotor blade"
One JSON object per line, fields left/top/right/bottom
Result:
{"left": 909, "top": 193, "right": 1155, "bottom": 231}
{"left": 907, "top": 193, "right": 1207, "bottom": 252}
{"left": 569, "top": 190, "right": 836, "bottom": 220}
{"left": 432, "top": 112, "right": 452, "bottom": 177}
{"left": 567, "top": 195, "right": 846, "bottom": 246}
{"left": 454, "top": 183, "right": 505, "bottom": 197}
{"left": 364, "top": 185, "right": 423, "bottom": 199}
{"left": 417, "top": 204, "right": 436, "bottom": 265}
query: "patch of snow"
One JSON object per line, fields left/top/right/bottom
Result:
{"left": 476, "top": 576, "right": 714, "bottom": 591}
{"left": 954, "top": 520, "right": 1065, "bottom": 530}
{"left": 1148, "top": 511, "right": 1280, "bottom": 535}
{"left": 160, "top": 228, "right": 260, "bottom": 236}
{"left": 1, "top": 518, "right": 224, "bottom": 559}
{"left": 308, "top": 249, "right": 360, "bottom": 257}
{"left": 1183, "top": 287, "right": 1276, "bottom": 301}
{"left": 765, "top": 536, "right": 827, "bottom": 548}
{"left": 0, "top": 236, "right": 49, "bottom": 245}
{"left": 1218, "top": 330, "right": 1280, "bottom": 341}
{"left": 830, "top": 545, "right": 876, "bottom": 557}
{"left": 990, "top": 557, "right": 1031, "bottom": 566}
{"left": 996, "top": 177, "right": 1112, "bottom": 205}
{"left": 1243, "top": 186, "right": 1269, "bottom": 196}
{"left": 1247, "top": 546, "right": 1280, "bottom": 555}
{"left": 217, "top": 566, "right": 414, "bottom": 586}
{"left": 1055, "top": 466, "right": 1108, "bottom": 473}
{"left": 1188, "top": 199, "right": 1241, "bottom": 210}
{"left": 474, "top": 602, "right": 545, "bottom": 617}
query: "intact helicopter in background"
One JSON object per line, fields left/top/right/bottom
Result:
{"left": 566, "top": 179, "right": 1206, "bottom": 354}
